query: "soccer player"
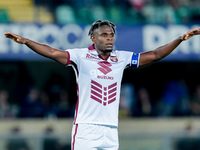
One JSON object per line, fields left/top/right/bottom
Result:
{"left": 4, "top": 20, "right": 200, "bottom": 150}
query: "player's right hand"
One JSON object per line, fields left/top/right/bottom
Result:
{"left": 4, "top": 32, "right": 26, "bottom": 44}
{"left": 181, "top": 27, "right": 200, "bottom": 41}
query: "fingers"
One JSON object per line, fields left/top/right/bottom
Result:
{"left": 182, "top": 27, "right": 200, "bottom": 40}
{"left": 5, "top": 32, "right": 16, "bottom": 39}
{"left": 194, "top": 30, "right": 200, "bottom": 35}
{"left": 4, "top": 32, "right": 24, "bottom": 44}
{"left": 191, "top": 27, "right": 200, "bottom": 34}
{"left": 4, "top": 32, "right": 12, "bottom": 38}
{"left": 196, "top": 31, "right": 200, "bottom": 34}
{"left": 5, "top": 32, "right": 20, "bottom": 39}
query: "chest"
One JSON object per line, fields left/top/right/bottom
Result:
{"left": 78, "top": 54, "right": 125, "bottom": 80}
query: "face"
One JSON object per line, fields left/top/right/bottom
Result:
{"left": 91, "top": 25, "right": 115, "bottom": 53}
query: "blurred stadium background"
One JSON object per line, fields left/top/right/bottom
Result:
{"left": 0, "top": 0, "right": 200, "bottom": 150}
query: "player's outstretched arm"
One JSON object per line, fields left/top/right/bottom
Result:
{"left": 4, "top": 32, "right": 69, "bottom": 65}
{"left": 139, "top": 27, "right": 200, "bottom": 67}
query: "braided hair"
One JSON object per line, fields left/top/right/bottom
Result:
{"left": 88, "top": 20, "right": 116, "bottom": 36}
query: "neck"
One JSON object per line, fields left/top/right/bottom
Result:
{"left": 97, "top": 49, "right": 111, "bottom": 60}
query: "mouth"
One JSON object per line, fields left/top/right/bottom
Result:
{"left": 106, "top": 43, "right": 113, "bottom": 47}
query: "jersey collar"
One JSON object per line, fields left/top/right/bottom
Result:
{"left": 88, "top": 44, "right": 117, "bottom": 58}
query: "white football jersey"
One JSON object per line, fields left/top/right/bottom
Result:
{"left": 66, "top": 44, "right": 140, "bottom": 126}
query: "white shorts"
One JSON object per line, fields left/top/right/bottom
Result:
{"left": 71, "top": 123, "right": 119, "bottom": 150}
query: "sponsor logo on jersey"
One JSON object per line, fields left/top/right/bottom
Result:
{"left": 86, "top": 54, "right": 101, "bottom": 60}
{"left": 97, "top": 76, "right": 113, "bottom": 80}
{"left": 90, "top": 80, "right": 117, "bottom": 106}
{"left": 97, "top": 61, "right": 112, "bottom": 75}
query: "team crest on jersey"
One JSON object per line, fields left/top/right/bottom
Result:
{"left": 97, "top": 61, "right": 112, "bottom": 75}
{"left": 90, "top": 80, "right": 117, "bottom": 106}
{"left": 110, "top": 56, "right": 118, "bottom": 62}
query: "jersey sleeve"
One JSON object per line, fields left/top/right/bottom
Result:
{"left": 130, "top": 53, "right": 140, "bottom": 68}
{"left": 118, "top": 51, "right": 140, "bottom": 68}
{"left": 65, "top": 49, "right": 80, "bottom": 66}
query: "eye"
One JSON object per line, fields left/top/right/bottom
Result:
{"left": 101, "top": 33, "right": 107, "bottom": 37}
{"left": 110, "top": 33, "right": 115, "bottom": 37}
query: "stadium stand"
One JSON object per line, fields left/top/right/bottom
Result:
{"left": 55, "top": 4, "right": 76, "bottom": 25}
{"left": 0, "top": 8, "right": 9, "bottom": 23}
{"left": 0, "top": 0, "right": 34, "bottom": 22}
{"left": 33, "top": 6, "right": 54, "bottom": 23}
{"left": 0, "top": 0, "right": 199, "bottom": 25}
{"left": 0, "top": 0, "right": 53, "bottom": 23}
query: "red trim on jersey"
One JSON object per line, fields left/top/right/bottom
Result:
{"left": 72, "top": 124, "right": 78, "bottom": 150}
{"left": 88, "top": 44, "right": 109, "bottom": 61}
{"left": 73, "top": 84, "right": 79, "bottom": 124}
{"left": 98, "top": 54, "right": 110, "bottom": 61}
{"left": 66, "top": 51, "right": 79, "bottom": 77}
{"left": 71, "top": 61, "right": 79, "bottom": 77}
{"left": 66, "top": 51, "right": 71, "bottom": 65}
{"left": 88, "top": 44, "right": 117, "bottom": 61}
{"left": 88, "top": 44, "right": 95, "bottom": 50}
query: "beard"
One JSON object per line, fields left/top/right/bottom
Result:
{"left": 99, "top": 46, "right": 113, "bottom": 53}
{"left": 100, "top": 49, "right": 113, "bottom": 53}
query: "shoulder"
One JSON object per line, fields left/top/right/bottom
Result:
{"left": 114, "top": 50, "right": 134, "bottom": 57}
{"left": 66, "top": 47, "right": 88, "bottom": 52}
{"left": 66, "top": 48, "right": 88, "bottom": 55}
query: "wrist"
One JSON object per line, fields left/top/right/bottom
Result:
{"left": 179, "top": 35, "right": 184, "bottom": 42}
{"left": 24, "top": 38, "right": 30, "bottom": 44}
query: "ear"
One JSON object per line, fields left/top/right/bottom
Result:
{"left": 91, "top": 35, "right": 96, "bottom": 43}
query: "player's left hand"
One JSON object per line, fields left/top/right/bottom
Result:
{"left": 182, "top": 27, "right": 200, "bottom": 41}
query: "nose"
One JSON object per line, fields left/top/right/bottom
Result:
{"left": 107, "top": 35, "right": 114, "bottom": 41}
